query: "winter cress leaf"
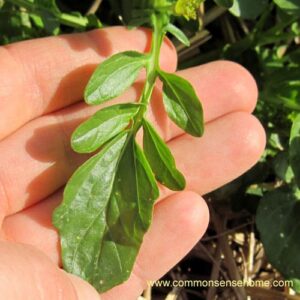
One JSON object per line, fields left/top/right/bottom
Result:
{"left": 256, "top": 190, "right": 300, "bottom": 282}
{"left": 143, "top": 118, "right": 186, "bottom": 191}
{"left": 289, "top": 114, "right": 300, "bottom": 187}
{"left": 71, "top": 103, "right": 140, "bottom": 153}
{"left": 53, "top": 133, "right": 128, "bottom": 291}
{"left": 53, "top": 132, "right": 159, "bottom": 292}
{"left": 165, "top": 23, "right": 190, "bottom": 47}
{"left": 84, "top": 51, "right": 147, "bottom": 105}
{"left": 229, "top": 0, "right": 268, "bottom": 20}
{"left": 158, "top": 70, "right": 204, "bottom": 137}
{"left": 53, "top": 9, "right": 205, "bottom": 294}
{"left": 274, "top": 0, "right": 300, "bottom": 14}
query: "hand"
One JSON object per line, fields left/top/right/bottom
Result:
{"left": 0, "top": 27, "right": 265, "bottom": 300}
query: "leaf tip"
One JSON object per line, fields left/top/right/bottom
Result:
{"left": 192, "top": 124, "right": 205, "bottom": 137}
{"left": 174, "top": 171, "right": 187, "bottom": 191}
{"left": 70, "top": 133, "right": 86, "bottom": 154}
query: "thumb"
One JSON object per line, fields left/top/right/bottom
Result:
{"left": 0, "top": 241, "right": 100, "bottom": 300}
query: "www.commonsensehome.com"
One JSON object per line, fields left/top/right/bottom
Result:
{"left": 147, "top": 279, "right": 294, "bottom": 289}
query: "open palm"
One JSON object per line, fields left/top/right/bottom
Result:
{"left": 0, "top": 27, "right": 265, "bottom": 300}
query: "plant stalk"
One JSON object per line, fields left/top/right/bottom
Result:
{"left": 132, "top": 13, "right": 165, "bottom": 133}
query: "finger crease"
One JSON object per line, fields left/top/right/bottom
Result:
{"left": 52, "top": 114, "right": 75, "bottom": 174}
{"left": 0, "top": 174, "right": 11, "bottom": 220}
{"left": 131, "top": 259, "right": 148, "bottom": 291}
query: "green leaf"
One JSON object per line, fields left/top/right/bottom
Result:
{"left": 165, "top": 23, "right": 190, "bottom": 47}
{"left": 289, "top": 114, "right": 300, "bottom": 186}
{"left": 53, "top": 133, "right": 158, "bottom": 292}
{"left": 229, "top": 0, "right": 268, "bottom": 19}
{"left": 214, "top": 0, "right": 234, "bottom": 8}
{"left": 143, "top": 119, "right": 186, "bottom": 191}
{"left": 0, "top": 2, "right": 37, "bottom": 44}
{"left": 71, "top": 103, "right": 140, "bottom": 153}
{"left": 86, "top": 14, "right": 102, "bottom": 28}
{"left": 34, "top": 0, "right": 61, "bottom": 15}
{"left": 84, "top": 51, "right": 147, "bottom": 105}
{"left": 158, "top": 71, "right": 204, "bottom": 137}
{"left": 38, "top": 10, "right": 60, "bottom": 34}
{"left": 291, "top": 278, "right": 300, "bottom": 293}
{"left": 256, "top": 190, "right": 300, "bottom": 281}
{"left": 273, "top": 152, "right": 294, "bottom": 184}
{"left": 274, "top": 0, "right": 300, "bottom": 14}
{"left": 30, "top": 0, "right": 61, "bottom": 34}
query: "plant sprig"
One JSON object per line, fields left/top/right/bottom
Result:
{"left": 6, "top": 0, "right": 102, "bottom": 33}
{"left": 53, "top": 2, "right": 204, "bottom": 293}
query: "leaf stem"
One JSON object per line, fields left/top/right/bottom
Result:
{"left": 59, "top": 13, "right": 92, "bottom": 29}
{"left": 132, "top": 13, "right": 166, "bottom": 133}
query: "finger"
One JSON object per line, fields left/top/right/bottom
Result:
{"left": 2, "top": 191, "right": 209, "bottom": 300}
{"left": 0, "top": 241, "right": 100, "bottom": 300}
{"left": 2, "top": 112, "right": 264, "bottom": 251}
{"left": 154, "top": 60, "right": 257, "bottom": 140}
{"left": 2, "top": 191, "right": 62, "bottom": 264}
{"left": 0, "top": 61, "right": 258, "bottom": 217}
{"left": 0, "top": 27, "right": 177, "bottom": 140}
{"left": 170, "top": 111, "right": 266, "bottom": 195}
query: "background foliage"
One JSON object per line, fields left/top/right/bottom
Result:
{"left": 1, "top": 0, "right": 300, "bottom": 298}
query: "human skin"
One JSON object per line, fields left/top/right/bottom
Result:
{"left": 0, "top": 27, "right": 266, "bottom": 300}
